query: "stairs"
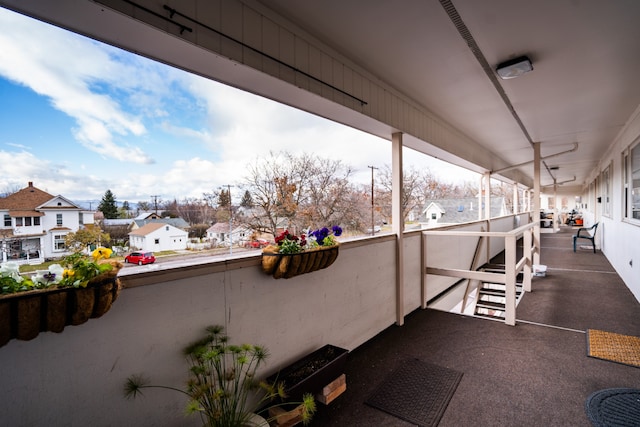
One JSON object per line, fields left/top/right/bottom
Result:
{"left": 474, "top": 264, "right": 523, "bottom": 321}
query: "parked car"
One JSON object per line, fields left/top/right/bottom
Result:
{"left": 245, "top": 238, "right": 270, "bottom": 249}
{"left": 124, "top": 251, "right": 156, "bottom": 265}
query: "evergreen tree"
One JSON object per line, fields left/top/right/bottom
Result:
{"left": 240, "top": 190, "right": 254, "bottom": 208}
{"left": 98, "top": 189, "right": 119, "bottom": 219}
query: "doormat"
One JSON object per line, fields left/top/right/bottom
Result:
{"left": 587, "top": 329, "right": 640, "bottom": 368}
{"left": 586, "top": 388, "right": 640, "bottom": 427}
{"left": 365, "top": 358, "right": 463, "bottom": 427}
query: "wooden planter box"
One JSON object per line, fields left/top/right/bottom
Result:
{"left": 266, "top": 344, "right": 348, "bottom": 402}
{"left": 0, "top": 272, "right": 122, "bottom": 347}
{"left": 261, "top": 245, "right": 339, "bottom": 279}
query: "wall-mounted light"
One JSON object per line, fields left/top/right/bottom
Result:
{"left": 496, "top": 56, "right": 533, "bottom": 79}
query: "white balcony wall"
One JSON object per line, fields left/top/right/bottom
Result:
{"left": 0, "top": 235, "right": 402, "bottom": 426}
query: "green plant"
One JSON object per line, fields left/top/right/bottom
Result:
{"left": 124, "top": 325, "right": 316, "bottom": 427}
{"left": 273, "top": 225, "right": 342, "bottom": 254}
{"left": 0, "top": 247, "right": 116, "bottom": 295}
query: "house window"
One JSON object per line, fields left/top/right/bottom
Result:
{"left": 3, "top": 215, "right": 10, "bottom": 227}
{"left": 626, "top": 141, "right": 640, "bottom": 222}
{"left": 56, "top": 214, "right": 63, "bottom": 226}
{"left": 25, "top": 217, "right": 32, "bottom": 226}
{"left": 431, "top": 213, "right": 437, "bottom": 220}
{"left": 54, "top": 234, "right": 66, "bottom": 251}
{"left": 154, "top": 238, "right": 160, "bottom": 244}
{"left": 34, "top": 217, "right": 40, "bottom": 226}
{"left": 79, "top": 212, "right": 83, "bottom": 225}
{"left": 16, "top": 217, "right": 23, "bottom": 226}
{"left": 602, "top": 163, "right": 611, "bottom": 217}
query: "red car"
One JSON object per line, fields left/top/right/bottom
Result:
{"left": 124, "top": 251, "right": 156, "bottom": 265}
{"left": 245, "top": 238, "right": 269, "bottom": 249}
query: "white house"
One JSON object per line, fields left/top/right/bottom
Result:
{"left": 128, "top": 222, "right": 188, "bottom": 252}
{"left": 0, "top": 182, "right": 95, "bottom": 264}
{"left": 421, "top": 197, "right": 507, "bottom": 228}
{"left": 206, "top": 222, "right": 252, "bottom": 246}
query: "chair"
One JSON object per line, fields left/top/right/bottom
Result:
{"left": 573, "top": 222, "right": 598, "bottom": 253}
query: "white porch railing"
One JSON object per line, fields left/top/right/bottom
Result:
{"left": 422, "top": 221, "right": 539, "bottom": 325}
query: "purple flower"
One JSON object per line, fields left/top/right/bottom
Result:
{"left": 332, "top": 225, "right": 343, "bottom": 237}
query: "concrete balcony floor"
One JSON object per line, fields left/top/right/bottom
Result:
{"left": 309, "top": 227, "right": 640, "bottom": 426}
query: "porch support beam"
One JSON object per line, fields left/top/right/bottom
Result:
{"left": 483, "top": 172, "right": 491, "bottom": 264}
{"left": 533, "top": 142, "right": 541, "bottom": 266}
{"left": 392, "top": 132, "right": 405, "bottom": 326}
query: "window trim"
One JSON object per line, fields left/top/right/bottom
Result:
{"left": 623, "top": 138, "right": 640, "bottom": 225}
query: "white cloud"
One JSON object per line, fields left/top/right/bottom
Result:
{"left": 0, "top": 8, "right": 479, "bottom": 205}
{"left": 0, "top": 9, "right": 152, "bottom": 164}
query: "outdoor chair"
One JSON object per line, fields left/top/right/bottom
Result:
{"left": 573, "top": 222, "right": 598, "bottom": 253}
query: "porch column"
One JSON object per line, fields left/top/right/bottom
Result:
{"left": 533, "top": 142, "right": 541, "bottom": 265}
{"left": 477, "top": 177, "right": 483, "bottom": 221}
{"left": 553, "top": 183, "right": 559, "bottom": 232}
{"left": 483, "top": 172, "right": 491, "bottom": 263}
{"left": 513, "top": 183, "right": 519, "bottom": 215}
{"left": 392, "top": 132, "right": 405, "bottom": 326}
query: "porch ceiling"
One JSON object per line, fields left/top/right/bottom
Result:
{"left": 259, "top": 0, "right": 640, "bottom": 189}
{"left": 2, "top": 0, "right": 640, "bottom": 191}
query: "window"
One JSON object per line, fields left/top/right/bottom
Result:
{"left": 54, "top": 234, "right": 66, "bottom": 251}
{"left": 625, "top": 140, "right": 640, "bottom": 221}
{"left": 154, "top": 238, "right": 160, "bottom": 244}
{"left": 602, "top": 163, "right": 611, "bottom": 217}
{"left": 56, "top": 214, "right": 63, "bottom": 226}
{"left": 431, "top": 213, "right": 437, "bottom": 220}
{"left": 34, "top": 217, "right": 40, "bottom": 226}
{"left": 79, "top": 212, "right": 83, "bottom": 225}
{"left": 4, "top": 215, "right": 11, "bottom": 227}
{"left": 16, "top": 217, "right": 23, "bottom": 226}
{"left": 25, "top": 217, "right": 32, "bottom": 226}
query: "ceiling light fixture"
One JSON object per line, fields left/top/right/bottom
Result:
{"left": 496, "top": 56, "right": 533, "bottom": 80}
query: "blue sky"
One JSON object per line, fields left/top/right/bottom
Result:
{"left": 0, "top": 7, "right": 478, "bottom": 207}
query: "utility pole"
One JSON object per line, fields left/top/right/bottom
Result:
{"left": 220, "top": 185, "right": 234, "bottom": 255}
{"left": 150, "top": 195, "right": 161, "bottom": 215}
{"left": 368, "top": 165, "right": 378, "bottom": 236}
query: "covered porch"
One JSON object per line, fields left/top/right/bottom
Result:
{"left": 311, "top": 226, "right": 640, "bottom": 426}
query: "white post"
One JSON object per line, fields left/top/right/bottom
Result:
{"left": 392, "top": 132, "right": 405, "bottom": 326}
{"left": 505, "top": 234, "right": 516, "bottom": 326}
{"left": 523, "top": 228, "right": 532, "bottom": 293}
{"left": 533, "top": 143, "right": 541, "bottom": 266}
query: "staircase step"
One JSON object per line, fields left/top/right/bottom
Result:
{"left": 475, "top": 300, "right": 505, "bottom": 310}
{"left": 479, "top": 288, "right": 523, "bottom": 297}
{"left": 474, "top": 311, "right": 505, "bottom": 321}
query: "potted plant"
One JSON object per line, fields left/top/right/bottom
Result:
{"left": 261, "top": 225, "right": 342, "bottom": 279}
{"left": 0, "top": 247, "right": 122, "bottom": 346}
{"left": 124, "top": 325, "right": 316, "bottom": 427}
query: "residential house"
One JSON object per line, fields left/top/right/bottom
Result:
{"left": 0, "top": 182, "right": 94, "bottom": 263}
{"left": 128, "top": 222, "right": 188, "bottom": 252}
{"left": 206, "top": 222, "right": 252, "bottom": 246}
{"left": 422, "top": 198, "right": 507, "bottom": 228}
{"left": 131, "top": 212, "right": 190, "bottom": 233}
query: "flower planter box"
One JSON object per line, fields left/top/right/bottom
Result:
{"left": 0, "top": 271, "right": 122, "bottom": 347}
{"left": 266, "top": 344, "right": 348, "bottom": 403}
{"left": 261, "top": 245, "right": 339, "bottom": 279}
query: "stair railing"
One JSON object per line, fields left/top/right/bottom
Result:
{"left": 423, "top": 221, "right": 538, "bottom": 325}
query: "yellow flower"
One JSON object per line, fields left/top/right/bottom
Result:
{"left": 92, "top": 247, "right": 112, "bottom": 262}
{"left": 63, "top": 269, "right": 74, "bottom": 278}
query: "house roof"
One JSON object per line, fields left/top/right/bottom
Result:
{"left": 0, "top": 182, "right": 54, "bottom": 211}
{"left": 8, "top": 210, "right": 45, "bottom": 217}
{"left": 102, "top": 218, "right": 134, "bottom": 226}
{"left": 129, "top": 222, "right": 188, "bottom": 237}
{"left": 134, "top": 217, "right": 190, "bottom": 230}
{"left": 423, "top": 198, "right": 505, "bottom": 224}
{"left": 129, "top": 222, "right": 165, "bottom": 236}
{"left": 207, "top": 222, "right": 231, "bottom": 233}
